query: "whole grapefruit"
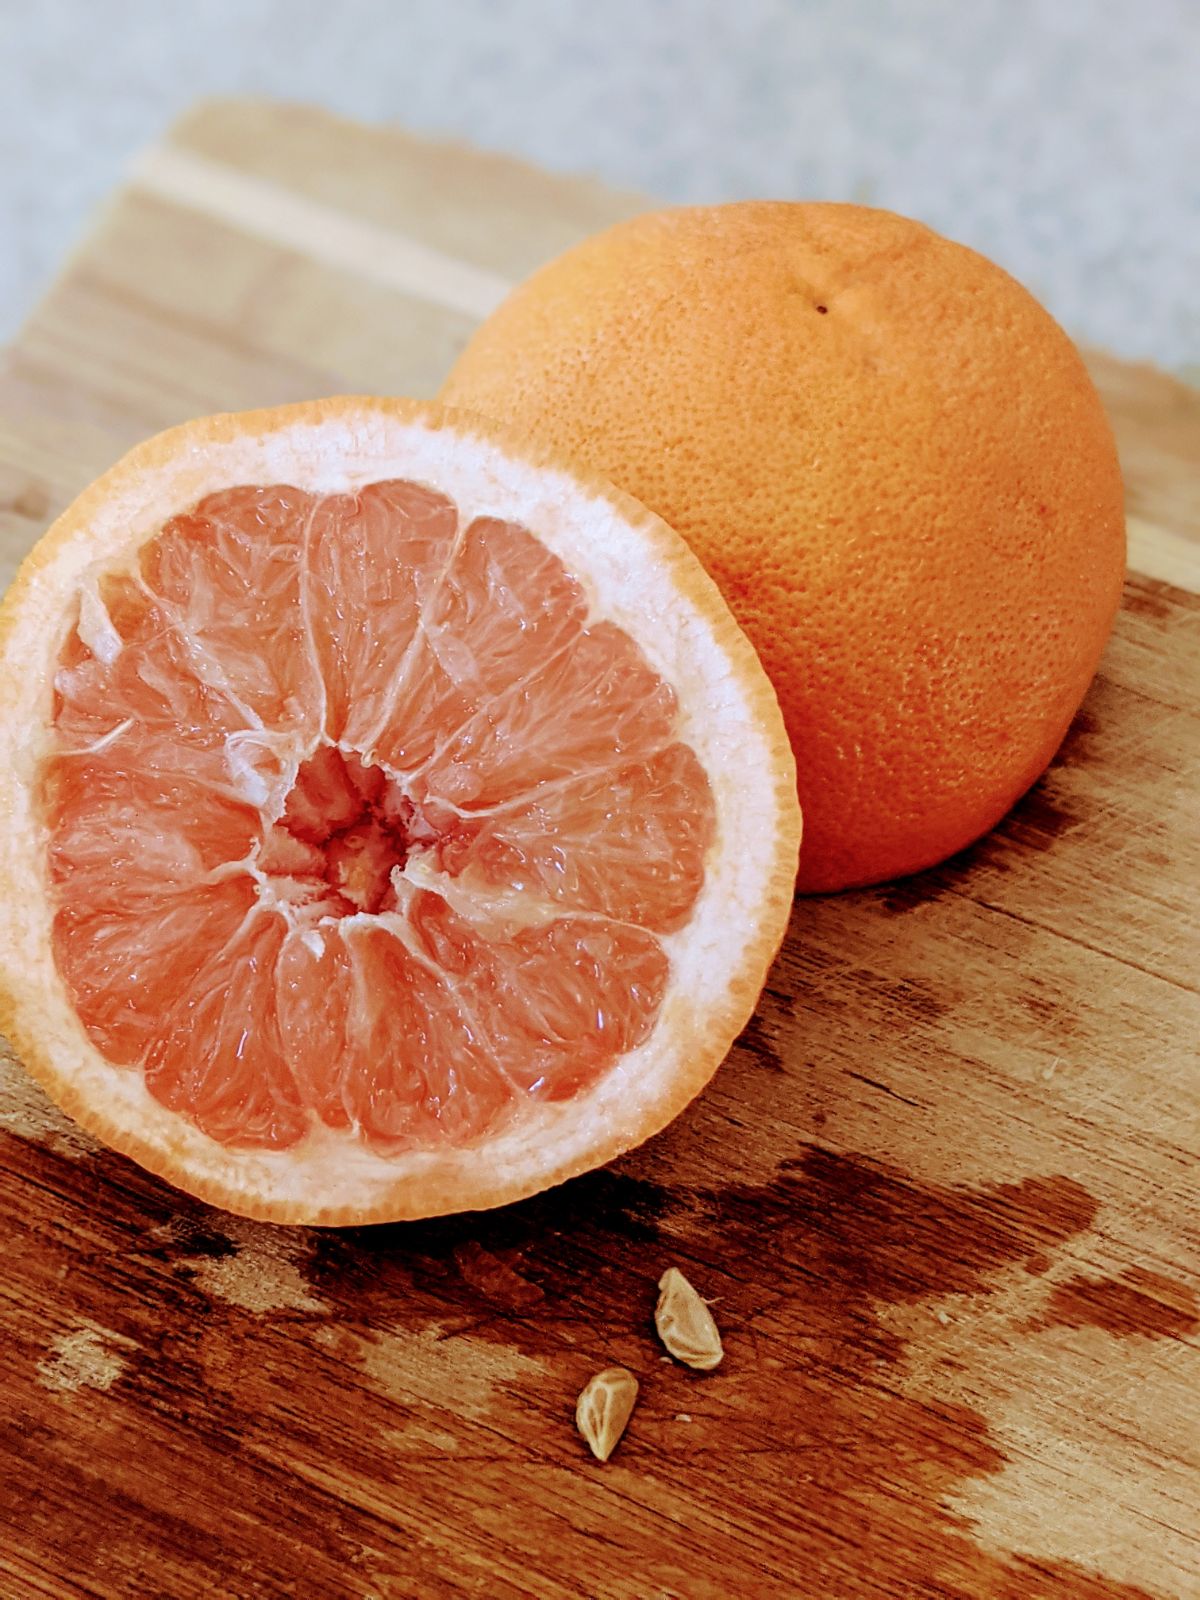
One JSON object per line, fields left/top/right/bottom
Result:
{"left": 442, "top": 203, "right": 1126, "bottom": 892}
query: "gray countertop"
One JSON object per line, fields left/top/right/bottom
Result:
{"left": 3, "top": 0, "right": 1197, "bottom": 369}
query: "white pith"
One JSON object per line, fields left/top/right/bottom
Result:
{"left": 0, "top": 405, "right": 795, "bottom": 1217}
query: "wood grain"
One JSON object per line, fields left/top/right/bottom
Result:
{"left": 1, "top": 98, "right": 1197, "bottom": 1600}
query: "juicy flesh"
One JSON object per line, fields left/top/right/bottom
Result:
{"left": 43, "top": 480, "right": 715, "bottom": 1152}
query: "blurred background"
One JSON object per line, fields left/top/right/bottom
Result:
{"left": 2, "top": 0, "right": 1197, "bottom": 369}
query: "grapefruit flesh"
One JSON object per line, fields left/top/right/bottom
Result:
{"left": 45, "top": 482, "right": 710, "bottom": 1152}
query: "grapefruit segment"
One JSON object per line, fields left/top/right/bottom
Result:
{"left": 404, "top": 890, "right": 668, "bottom": 1102}
{"left": 367, "top": 512, "right": 590, "bottom": 776}
{"left": 51, "top": 877, "right": 259, "bottom": 1069}
{"left": 436, "top": 742, "right": 715, "bottom": 932}
{"left": 143, "top": 486, "right": 324, "bottom": 733}
{"left": 419, "top": 620, "right": 680, "bottom": 811}
{"left": 45, "top": 755, "right": 258, "bottom": 901}
{"left": 143, "top": 903, "right": 302, "bottom": 1150}
{"left": 307, "top": 478, "right": 457, "bottom": 745}
{"left": 54, "top": 572, "right": 254, "bottom": 795}
{"left": 0, "top": 399, "right": 799, "bottom": 1222}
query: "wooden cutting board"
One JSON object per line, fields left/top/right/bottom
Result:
{"left": 1, "top": 99, "right": 1197, "bottom": 1600}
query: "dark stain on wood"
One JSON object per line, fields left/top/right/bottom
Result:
{"left": 875, "top": 876, "right": 942, "bottom": 916}
{"left": 141, "top": 1217, "right": 235, "bottom": 1263}
{"left": 1054, "top": 706, "right": 1104, "bottom": 767}
{"left": 451, "top": 1240, "right": 547, "bottom": 1312}
{"left": 1120, "top": 580, "right": 1176, "bottom": 621}
{"left": 2, "top": 1122, "right": 1157, "bottom": 1599}
{"left": 1031, "top": 1266, "right": 1200, "bottom": 1340}
{"left": 1021, "top": 991, "right": 1061, "bottom": 1027}
{"left": 1005, "top": 784, "right": 1086, "bottom": 848}
{"left": 732, "top": 1008, "right": 786, "bottom": 1073}
{"left": 880, "top": 975, "right": 951, "bottom": 1026}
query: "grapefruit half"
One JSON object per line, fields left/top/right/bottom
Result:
{"left": 0, "top": 399, "right": 799, "bottom": 1224}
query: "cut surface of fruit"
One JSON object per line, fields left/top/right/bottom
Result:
{"left": 0, "top": 399, "right": 799, "bottom": 1224}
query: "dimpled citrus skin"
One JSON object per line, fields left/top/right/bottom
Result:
{"left": 442, "top": 202, "right": 1126, "bottom": 892}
